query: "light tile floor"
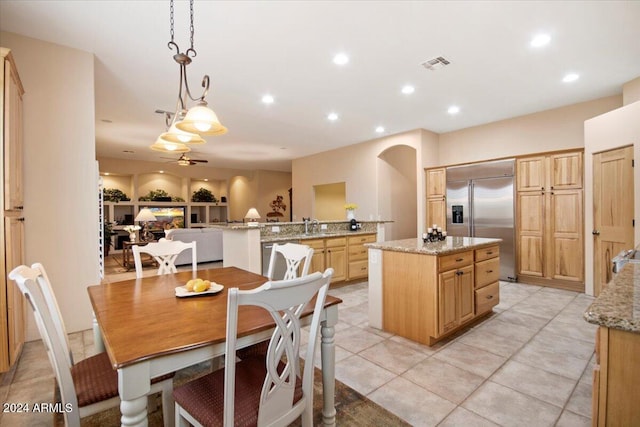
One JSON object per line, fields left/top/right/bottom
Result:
{"left": 1, "top": 256, "right": 596, "bottom": 426}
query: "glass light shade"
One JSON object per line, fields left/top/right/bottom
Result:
{"left": 149, "top": 138, "right": 191, "bottom": 153}
{"left": 176, "top": 101, "right": 228, "bottom": 136}
{"left": 159, "top": 123, "right": 206, "bottom": 145}
{"left": 135, "top": 208, "right": 157, "bottom": 222}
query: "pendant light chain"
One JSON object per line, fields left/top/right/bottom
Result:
{"left": 189, "top": 0, "right": 195, "bottom": 53}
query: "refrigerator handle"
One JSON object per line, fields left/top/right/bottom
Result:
{"left": 469, "top": 181, "right": 474, "bottom": 236}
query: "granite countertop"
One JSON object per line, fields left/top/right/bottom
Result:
{"left": 584, "top": 262, "right": 640, "bottom": 333}
{"left": 366, "top": 236, "right": 502, "bottom": 255}
{"left": 262, "top": 230, "right": 377, "bottom": 243}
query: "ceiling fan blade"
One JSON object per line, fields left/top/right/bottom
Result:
{"left": 191, "top": 159, "right": 209, "bottom": 163}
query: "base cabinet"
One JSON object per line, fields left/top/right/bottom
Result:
{"left": 382, "top": 245, "right": 499, "bottom": 346}
{"left": 593, "top": 326, "right": 640, "bottom": 426}
{"left": 306, "top": 233, "right": 375, "bottom": 283}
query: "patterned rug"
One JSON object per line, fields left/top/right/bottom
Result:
{"left": 57, "top": 361, "right": 409, "bottom": 426}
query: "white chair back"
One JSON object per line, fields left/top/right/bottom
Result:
{"left": 9, "top": 265, "right": 84, "bottom": 426}
{"left": 223, "top": 268, "right": 333, "bottom": 427}
{"left": 132, "top": 238, "right": 197, "bottom": 278}
{"left": 266, "top": 242, "right": 314, "bottom": 280}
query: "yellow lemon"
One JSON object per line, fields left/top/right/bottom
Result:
{"left": 185, "top": 278, "right": 201, "bottom": 292}
{"left": 193, "top": 280, "right": 210, "bottom": 293}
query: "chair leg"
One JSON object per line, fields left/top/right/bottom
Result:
{"left": 161, "top": 379, "right": 175, "bottom": 427}
{"left": 301, "top": 402, "right": 313, "bottom": 427}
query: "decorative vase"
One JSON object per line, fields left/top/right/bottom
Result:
{"left": 129, "top": 232, "right": 136, "bottom": 242}
{"left": 346, "top": 209, "right": 355, "bottom": 220}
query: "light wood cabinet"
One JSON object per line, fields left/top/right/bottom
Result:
{"left": 516, "top": 150, "right": 584, "bottom": 291}
{"left": 347, "top": 234, "right": 376, "bottom": 280}
{"left": 1, "top": 48, "right": 26, "bottom": 372}
{"left": 325, "top": 237, "right": 346, "bottom": 282}
{"left": 474, "top": 245, "right": 500, "bottom": 315}
{"left": 426, "top": 168, "right": 446, "bottom": 231}
{"left": 305, "top": 237, "right": 347, "bottom": 282}
{"left": 382, "top": 245, "right": 497, "bottom": 346}
{"left": 592, "top": 326, "right": 640, "bottom": 426}
{"left": 438, "top": 264, "right": 474, "bottom": 336}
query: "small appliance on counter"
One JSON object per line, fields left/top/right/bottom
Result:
{"left": 612, "top": 247, "right": 640, "bottom": 274}
{"left": 350, "top": 218, "right": 358, "bottom": 231}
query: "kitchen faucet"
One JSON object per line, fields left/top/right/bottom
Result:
{"left": 303, "top": 217, "right": 310, "bottom": 234}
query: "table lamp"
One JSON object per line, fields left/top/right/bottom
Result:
{"left": 244, "top": 208, "right": 261, "bottom": 226}
{"left": 135, "top": 208, "right": 157, "bottom": 241}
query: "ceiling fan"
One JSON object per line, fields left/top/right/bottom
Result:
{"left": 162, "top": 153, "right": 209, "bottom": 166}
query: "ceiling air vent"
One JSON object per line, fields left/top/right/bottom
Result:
{"left": 421, "top": 56, "right": 450, "bottom": 71}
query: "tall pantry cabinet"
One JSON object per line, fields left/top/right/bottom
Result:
{"left": 516, "top": 150, "right": 584, "bottom": 291}
{"left": 426, "top": 168, "right": 446, "bottom": 230}
{"left": 0, "top": 48, "right": 26, "bottom": 372}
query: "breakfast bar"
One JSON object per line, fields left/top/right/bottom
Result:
{"left": 367, "top": 236, "right": 502, "bottom": 346}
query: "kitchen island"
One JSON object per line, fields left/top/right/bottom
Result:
{"left": 584, "top": 261, "right": 640, "bottom": 426}
{"left": 367, "top": 236, "right": 501, "bottom": 345}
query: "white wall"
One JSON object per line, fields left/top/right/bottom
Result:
{"left": 293, "top": 129, "right": 434, "bottom": 237}
{"left": 1, "top": 32, "right": 97, "bottom": 338}
{"left": 438, "top": 96, "right": 621, "bottom": 166}
{"left": 584, "top": 101, "right": 640, "bottom": 295}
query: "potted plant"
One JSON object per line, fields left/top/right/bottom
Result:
{"left": 191, "top": 188, "right": 218, "bottom": 203}
{"left": 103, "top": 188, "right": 130, "bottom": 202}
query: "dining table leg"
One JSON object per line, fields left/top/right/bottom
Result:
{"left": 320, "top": 304, "right": 338, "bottom": 426}
{"left": 118, "top": 363, "right": 150, "bottom": 427}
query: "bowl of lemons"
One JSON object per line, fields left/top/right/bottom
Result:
{"left": 175, "top": 278, "right": 224, "bottom": 297}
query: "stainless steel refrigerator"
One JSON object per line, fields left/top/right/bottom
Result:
{"left": 446, "top": 159, "right": 516, "bottom": 281}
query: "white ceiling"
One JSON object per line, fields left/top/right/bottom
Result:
{"left": 1, "top": 1, "right": 639, "bottom": 172}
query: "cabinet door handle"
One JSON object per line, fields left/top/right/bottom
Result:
{"left": 486, "top": 295, "right": 493, "bottom": 300}
{"left": 487, "top": 270, "right": 493, "bottom": 273}
{"left": 542, "top": 187, "right": 545, "bottom": 190}
{"left": 486, "top": 251, "right": 493, "bottom": 255}
{"left": 592, "top": 230, "right": 600, "bottom": 235}
{"left": 455, "top": 258, "right": 464, "bottom": 262}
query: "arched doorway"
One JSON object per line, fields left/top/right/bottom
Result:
{"left": 377, "top": 145, "right": 417, "bottom": 240}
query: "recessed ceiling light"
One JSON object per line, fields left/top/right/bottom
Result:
{"left": 447, "top": 105, "right": 460, "bottom": 115}
{"left": 159, "top": 170, "right": 164, "bottom": 174}
{"left": 261, "top": 94, "right": 274, "bottom": 104}
{"left": 563, "top": 73, "right": 580, "bottom": 83}
{"left": 530, "top": 34, "right": 551, "bottom": 48}
{"left": 333, "top": 53, "right": 349, "bottom": 66}
{"left": 401, "top": 85, "right": 415, "bottom": 95}
{"left": 375, "top": 126, "right": 385, "bottom": 133}
{"left": 104, "top": 172, "right": 110, "bottom": 176}
{"left": 327, "top": 112, "right": 339, "bottom": 121}
{"left": 203, "top": 178, "right": 209, "bottom": 182}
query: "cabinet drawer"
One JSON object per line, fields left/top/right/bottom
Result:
{"left": 348, "top": 245, "right": 368, "bottom": 261}
{"left": 439, "top": 250, "right": 473, "bottom": 272}
{"left": 348, "top": 260, "right": 368, "bottom": 279}
{"left": 348, "top": 234, "right": 376, "bottom": 245}
{"left": 305, "top": 239, "right": 325, "bottom": 250}
{"left": 475, "top": 281, "right": 499, "bottom": 315}
{"left": 326, "top": 237, "right": 346, "bottom": 248}
{"left": 475, "top": 245, "right": 499, "bottom": 262}
{"left": 475, "top": 257, "right": 500, "bottom": 288}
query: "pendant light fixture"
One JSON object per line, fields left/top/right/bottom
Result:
{"left": 151, "top": 0, "right": 227, "bottom": 153}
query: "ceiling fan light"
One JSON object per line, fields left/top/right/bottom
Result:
{"left": 176, "top": 101, "right": 228, "bottom": 136}
{"left": 150, "top": 138, "right": 191, "bottom": 153}
{"left": 177, "top": 159, "right": 191, "bottom": 166}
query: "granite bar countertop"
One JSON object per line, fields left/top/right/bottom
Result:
{"left": 262, "top": 230, "right": 377, "bottom": 243}
{"left": 366, "top": 236, "right": 501, "bottom": 255}
{"left": 584, "top": 262, "right": 640, "bottom": 334}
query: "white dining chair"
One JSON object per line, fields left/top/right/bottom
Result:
{"left": 173, "top": 268, "right": 333, "bottom": 427}
{"left": 266, "top": 242, "right": 314, "bottom": 280}
{"left": 132, "top": 238, "right": 197, "bottom": 278}
{"left": 8, "top": 263, "right": 175, "bottom": 427}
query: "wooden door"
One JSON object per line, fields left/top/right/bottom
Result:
{"left": 457, "top": 265, "right": 475, "bottom": 324}
{"left": 3, "top": 50, "right": 24, "bottom": 211}
{"left": 593, "top": 146, "right": 634, "bottom": 295}
{"left": 517, "top": 192, "right": 545, "bottom": 277}
{"left": 550, "top": 190, "right": 583, "bottom": 282}
{"left": 516, "top": 156, "right": 546, "bottom": 191}
{"left": 426, "top": 168, "right": 446, "bottom": 198}
{"left": 438, "top": 270, "right": 458, "bottom": 336}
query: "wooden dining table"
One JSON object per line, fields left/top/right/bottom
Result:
{"left": 88, "top": 266, "right": 342, "bottom": 427}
